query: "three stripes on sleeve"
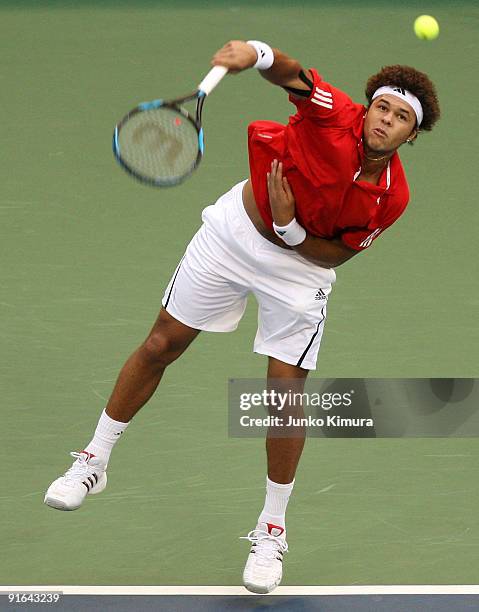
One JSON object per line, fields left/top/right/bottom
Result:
{"left": 310, "top": 86, "right": 333, "bottom": 110}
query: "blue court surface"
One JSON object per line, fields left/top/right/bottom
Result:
{"left": 3, "top": 587, "right": 479, "bottom": 612}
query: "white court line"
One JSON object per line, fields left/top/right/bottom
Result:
{"left": 2, "top": 586, "right": 479, "bottom": 595}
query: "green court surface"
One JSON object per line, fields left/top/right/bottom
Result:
{"left": 1, "top": 0, "right": 478, "bottom": 589}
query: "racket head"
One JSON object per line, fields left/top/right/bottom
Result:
{"left": 113, "top": 98, "right": 204, "bottom": 187}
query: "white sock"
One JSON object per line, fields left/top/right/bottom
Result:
{"left": 84, "top": 409, "right": 129, "bottom": 464}
{"left": 257, "top": 477, "right": 295, "bottom": 535}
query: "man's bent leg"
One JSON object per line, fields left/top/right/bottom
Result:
{"left": 105, "top": 308, "right": 200, "bottom": 423}
{"left": 82, "top": 307, "right": 200, "bottom": 463}
{"left": 44, "top": 308, "right": 199, "bottom": 511}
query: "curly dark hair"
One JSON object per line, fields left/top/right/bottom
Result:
{"left": 365, "top": 65, "right": 440, "bottom": 133}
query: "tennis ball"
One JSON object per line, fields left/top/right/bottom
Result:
{"left": 414, "top": 15, "right": 439, "bottom": 40}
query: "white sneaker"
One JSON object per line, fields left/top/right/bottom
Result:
{"left": 241, "top": 522, "right": 288, "bottom": 594}
{"left": 44, "top": 451, "right": 107, "bottom": 511}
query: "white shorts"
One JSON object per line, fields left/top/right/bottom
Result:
{"left": 162, "top": 180, "right": 336, "bottom": 370}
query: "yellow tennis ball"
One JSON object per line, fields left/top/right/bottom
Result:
{"left": 414, "top": 15, "right": 439, "bottom": 40}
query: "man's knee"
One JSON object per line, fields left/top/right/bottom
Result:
{"left": 141, "top": 331, "right": 186, "bottom": 368}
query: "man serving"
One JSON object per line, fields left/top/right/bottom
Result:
{"left": 45, "top": 40, "right": 440, "bottom": 594}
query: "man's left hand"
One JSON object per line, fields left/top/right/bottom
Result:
{"left": 267, "top": 159, "right": 296, "bottom": 226}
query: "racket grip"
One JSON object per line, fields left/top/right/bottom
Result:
{"left": 198, "top": 65, "right": 228, "bottom": 96}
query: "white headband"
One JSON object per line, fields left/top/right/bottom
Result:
{"left": 372, "top": 86, "right": 423, "bottom": 126}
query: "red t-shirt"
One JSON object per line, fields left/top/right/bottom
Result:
{"left": 247, "top": 69, "right": 410, "bottom": 250}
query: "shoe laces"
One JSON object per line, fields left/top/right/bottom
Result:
{"left": 240, "top": 529, "right": 288, "bottom": 563}
{"left": 63, "top": 452, "right": 93, "bottom": 483}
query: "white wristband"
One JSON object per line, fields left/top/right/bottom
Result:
{"left": 273, "top": 218, "right": 307, "bottom": 246}
{"left": 246, "top": 40, "right": 274, "bottom": 70}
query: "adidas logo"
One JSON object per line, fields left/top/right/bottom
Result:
{"left": 82, "top": 472, "right": 99, "bottom": 492}
{"left": 315, "top": 289, "right": 327, "bottom": 301}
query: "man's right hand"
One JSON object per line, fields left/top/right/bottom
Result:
{"left": 211, "top": 40, "right": 258, "bottom": 73}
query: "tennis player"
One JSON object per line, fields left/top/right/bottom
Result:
{"left": 45, "top": 40, "right": 440, "bottom": 593}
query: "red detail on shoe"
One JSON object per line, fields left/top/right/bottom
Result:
{"left": 79, "top": 451, "right": 96, "bottom": 461}
{"left": 266, "top": 523, "right": 285, "bottom": 537}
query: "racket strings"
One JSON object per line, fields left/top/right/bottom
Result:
{"left": 117, "top": 106, "right": 199, "bottom": 184}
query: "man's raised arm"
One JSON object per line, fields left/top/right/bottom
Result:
{"left": 211, "top": 40, "right": 312, "bottom": 94}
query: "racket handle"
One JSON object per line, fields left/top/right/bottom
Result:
{"left": 198, "top": 65, "right": 228, "bottom": 96}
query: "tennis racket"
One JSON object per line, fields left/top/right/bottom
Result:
{"left": 113, "top": 65, "right": 228, "bottom": 187}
